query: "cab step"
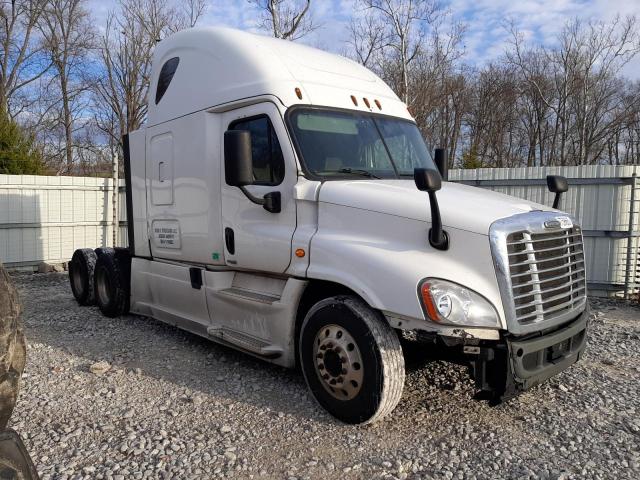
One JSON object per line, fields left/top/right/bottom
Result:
{"left": 207, "top": 327, "right": 283, "bottom": 358}
{"left": 218, "top": 287, "right": 281, "bottom": 305}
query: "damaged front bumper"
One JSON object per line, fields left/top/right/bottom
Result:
{"left": 469, "top": 305, "right": 589, "bottom": 403}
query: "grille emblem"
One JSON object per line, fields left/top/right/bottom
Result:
{"left": 545, "top": 216, "right": 573, "bottom": 229}
{"left": 544, "top": 220, "right": 561, "bottom": 229}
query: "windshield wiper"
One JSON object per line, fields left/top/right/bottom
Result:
{"left": 336, "top": 168, "right": 381, "bottom": 179}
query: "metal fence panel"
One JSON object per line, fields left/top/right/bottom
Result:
{"left": 1, "top": 167, "right": 638, "bottom": 297}
{"left": 0, "top": 174, "right": 117, "bottom": 268}
{"left": 450, "top": 165, "right": 639, "bottom": 297}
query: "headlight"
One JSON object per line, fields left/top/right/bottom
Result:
{"left": 418, "top": 278, "right": 500, "bottom": 328}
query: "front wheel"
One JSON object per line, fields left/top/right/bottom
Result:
{"left": 299, "top": 296, "right": 405, "bottom": 424}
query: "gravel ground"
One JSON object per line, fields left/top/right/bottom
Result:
{"left": 7, "top": 272, "right": 640, "bottom": 480}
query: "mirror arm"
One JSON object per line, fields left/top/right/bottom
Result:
{"left": 239, "top": 186, "right": 264, "bottom": 205}
{"left": 552, "top": 192, "right": 562, "bottom": 209}
{"left": 239, "top": 186, "right": 281, "bottom": 213}
{"left": 427, "top": 191, "right": 449, "bottom": 250}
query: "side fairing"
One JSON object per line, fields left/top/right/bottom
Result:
{"left": 307, "top": 202, "right": 507, "bottom": 329}
{"left": 127, "top": 129, "right": 150, "bottom": 258}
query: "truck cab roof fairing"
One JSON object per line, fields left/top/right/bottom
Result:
{"left": 146, "top": 27, "right": 412, "bottom": 127}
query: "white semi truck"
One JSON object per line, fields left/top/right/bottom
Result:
{"left": 68, "top": 27, "right": 588, "bottom": 424}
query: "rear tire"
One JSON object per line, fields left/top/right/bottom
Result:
{"left": 94, "top": 249, "right": 130, "bottom": 318}
{"left": 299, "top": 295, "right": 405, "bottom": 424}
{"left": 69, "top": 249, "right": 97, "bottom": 306}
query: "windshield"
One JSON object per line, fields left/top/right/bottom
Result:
{"left": 287, "top": 108, "right": 436, "bottom": 179}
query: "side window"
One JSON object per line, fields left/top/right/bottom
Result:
{"left": 229, "top": 116, "right": 285, "bottom": 186}
{"left": 155, "top": 57, "right": 179, "bottom": 104}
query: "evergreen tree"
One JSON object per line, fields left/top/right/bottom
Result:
{"left": 0, "top": 111, "right": 44, "bottom": 175}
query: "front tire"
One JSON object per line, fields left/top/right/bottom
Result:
{"left": 299, "top": 295, "right": 405, "bottom": 424}
{"left": 94, "top": 249, "right": 130, "bottom": 318}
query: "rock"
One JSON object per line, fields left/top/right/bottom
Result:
{"left": 37, "top": 262, "right": 54, "bottom": 273}
{"left": 37, "top": 262, "right": 65, "bottom": 273}
{"left": 89, "top": 361, "right": 111, "bottom": 375}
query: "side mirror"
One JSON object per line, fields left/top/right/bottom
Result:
{"left": 546, "top": 175, "right": 568, "bottom": 209}
{"left": 414, "top": 168, "right": 448, "bottom": 250}
{"left": 224, "top": 130, "right": 254, "bottom": 187}
{"left": 434, "top": 148, "right": 448, "bottom": 181}
{"left": 224, "top": 129, "right": 281, "bottom": 213}
{"left": 414, "top": 168, "right": 442, "bottom": 192}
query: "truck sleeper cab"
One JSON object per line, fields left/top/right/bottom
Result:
{"left": 68, "top": 27, "right": 588, "bottom": 424}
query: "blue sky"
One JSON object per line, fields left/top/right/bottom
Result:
{"left": 88, "top": 0, "right": 640, "bottom": 78}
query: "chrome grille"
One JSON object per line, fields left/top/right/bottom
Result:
{"left": 506, "top": 227, "right": 586, "bottom": 326}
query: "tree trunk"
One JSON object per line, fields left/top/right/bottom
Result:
{"left": 0, "top": 263, "right": 26, "bottom": 430}
{"left": 60, "top": 72, "right": 73, "bottom": 173}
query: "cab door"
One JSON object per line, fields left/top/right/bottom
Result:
{"left": 221, "top": 102, "right": 297, "bottom": 273}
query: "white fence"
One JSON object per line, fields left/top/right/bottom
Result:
{"left": 449, "top": 165, "right": 639, "bottom": 298}
{"left": 1, "top": 166, "right": 638, "bottom": 297}
{"left": 0, "top": 174, "right": 126, "bottom": 269}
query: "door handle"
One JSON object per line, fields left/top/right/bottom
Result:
{"left": 159, "top": 161, "right": 165, "bottom": 182}
{"left": 225, "top": 227, "right": 235, "bottom": 255}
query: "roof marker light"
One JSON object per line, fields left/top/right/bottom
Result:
{"left": 295, "top": 87, "right": 303, "bottom": 100}
{"left": 374, "top": 99, "right": 382, "bottom": 110}
{"left": 350, "top": 95, "right": 358, "bottom": 106}
{"left": 363, "top": 97, "right": 371, "bottom": 108}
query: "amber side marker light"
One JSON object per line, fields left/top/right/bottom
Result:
{"left": 350, "top": 95, "right": 358, "bottom": 106}
{"left": 363, "top": 97, "right": 371, "bottom": 108}
{"left": 295, "top": 248, "right": 306, "bottom": 258}
{"left": 420, "top": 282, "right": 441, "bottom": 322}
{"left": 295, "top": 87, "right": 303, "bottom": 100}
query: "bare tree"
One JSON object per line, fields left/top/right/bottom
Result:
{"left": 250, "top": 0, "right": 315, "bottom": 40}
{"left": 358, "top": 0, "right": 440, "bottom": 104}
{"left": 410, "top": 17, "right": 466, "bottom": 158}
{"left": 39, "top": 0, "right": 94, "bottom": 173}
{"left": 177, "top": 0, "right": 206, "bottom": 29}
{"left": 92, "top": 0, "right": 205, "bottom": 164}
{"left": 348, "top": 7, "right": 386, "bottom": 67}
{"left": 0, "top": 0, "right": 49, "bottom": 114}
{"left": 507, "top": 16, "right": 640, "bottom": 165}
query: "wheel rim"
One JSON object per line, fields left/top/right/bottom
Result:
{"left": 313, "top": 324, "right": 363, "bottom": 400}
{"left": 96, "top": 267, "right": 111, "bottom": 306}
{"left": 71, "top": 264, "right": 84, "bottom": 295}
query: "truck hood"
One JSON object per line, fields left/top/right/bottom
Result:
{"left": 317, "top": 179, "right": 551, "bottom": 235}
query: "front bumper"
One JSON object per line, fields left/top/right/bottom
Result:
{"left": 469, "top": 305, "right": 589, "bottom": 403}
